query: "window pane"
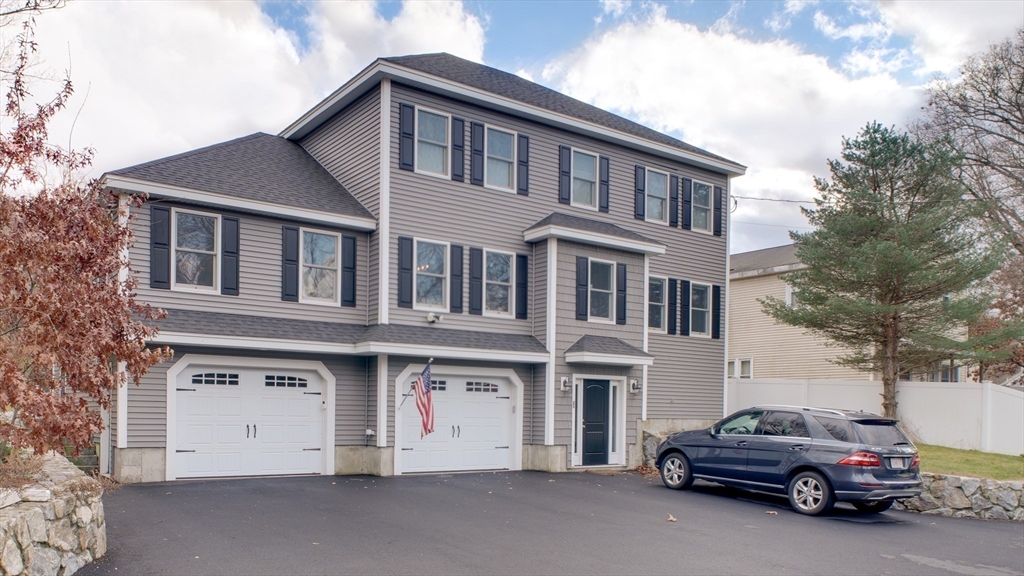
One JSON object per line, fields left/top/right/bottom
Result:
{"left": 590, "top": 291, "right": 611, "bottom": 319}
{"left": 416, "top": 275, "right": 444, "bottom": 306}
{"left": 175, "top": 251, "right": 214, "bottom": 286}
{"left": 417, "top": 141, "right": 446, "bottom": 174}
{"left": 303, "top": 232, "right": 337, "bottom": 268}
{"left": 693, "top": 206, "right": 710, "bottom": 231}
{"left": 648, "top": 304, "right": 663, "bottom": 329}
{"left": 761, "top": 413, "right": 808, "bottom": 438}
{"left": 486, "top": 252, "right": 511, "bottom": 283}
{"left": 649, "top": 279, "right": 664, "bottom": 304}
{"left": 416, "top": 242, "right": 446, "bottom": 276}
{"left": 693, "top": 183, "right": 712, "bottom": 208}
{"left": 486, "top": 158, "right": 513, "bottom": 188}
{"left": 718, "top": 411, "right": 762, "bottom": 435}
{"left": 647, "top": 171, "right": 667, "bottom": 198}
{"left": 418, "top": 111, "right": 447, "bottom": 144}
{"left": 647, "top": 196, "right": 666, "bottom": 221}
{"left": 487, "top": 129, "right": 513, "bottom": 160}
{"left": 302, "top": 266, "right": 337, "bottom": 300}
{"left": 740, "top": 360, "right": 752, "bottom": 378}
{"left": 590, "top": 262, "right": 612, "bottom": 291}
{"left": 692, "top": 309, "right": 708, "bottom": 334}
{"left": 852, "top": 421, "right": 911, "bottom": 446}
{"left": 727, "top": 360, "right": 736, "bottom": 377}
{"left": 813, "top": 416, "right": 854, "bottom": 442}
{"left": 486, "top": 284, "right": 510, "bottom": 313}
{"left": 573, "top": 151, "right": 596, "bottom": 181}
{"left": 176, "top": 213, "right": 215, "bottom": 251}
{"left": 692, "top": 285, "right": 709, "bottom": 310}
{"left": 572, "top": 178, "right": 595, "bottom": 206}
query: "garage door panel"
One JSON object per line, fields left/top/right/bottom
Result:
{"left": 216, "top": 424, "right": 242, "bottom": 444}
{"left": 216, "top": 453, "right": 241, "bottom": 474}
{"left": 217, "top": 396, "right": 242, "bottom": 417}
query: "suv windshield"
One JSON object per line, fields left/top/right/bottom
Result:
{"left": 852, "top": 420, "right": 911, "bottom": 446}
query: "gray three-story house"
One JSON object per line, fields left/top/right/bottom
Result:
{"left": 100, "top": 53, "right": 745, "bottom": 482}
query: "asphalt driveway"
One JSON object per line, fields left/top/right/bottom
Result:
{"left": 82, "top": 471, "right": 1023, "bottom": 575}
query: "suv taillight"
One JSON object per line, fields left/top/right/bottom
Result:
{"left": 837, "top": 452, "right": 882, "bottom": 467}
{"left": 911, "top": 453, "right": 920, "bottom": 468}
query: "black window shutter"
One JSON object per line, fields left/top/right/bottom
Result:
{"left": 517, "top": 134, "right": 530, "bottom": 195}
{"left": 398, "top": 236, "right": 413, "bottom": 309}
{"left": 516, "top": 253, "right": 529, "bottom": 319}
{"left": 399, "top": 103, "right": 414, "bottom": 171}
{"left": 712, "top": 284, "right": 723, "bottom": 339}
{"left": 470, "top": 122, "right": 484, "bottom": 186}
{"left": 575, "top": 256, "right": 589, "bottom": 321}
{"left": 450, "top": 244, "right": 464, "bottom": 313}
{"left": 221, "top": 217, "right": 239, "bottom": 296}
{"left": 669, "top": 175, "right": 679, "bottom": 228}
{"left": 599, "top": 156, "right": 610, "bottom": 213}
{"left": 469, "top": 248, "right": 483, "bottom": 315}
{"left": 714, "top": 186, "right": 724, "bottom": 237}
{"left": 615, "top": 262, "right": 627, "bottom": 325}
{"left": 150, "top": 205, "right": 171, "bottom": 290}
{"left": 451, "top": 117, "right": 465, "bottom": 182}
{"left": 341, "top": 235, "right": 356, "bottom": 307}
{"left": 634, "top": 165, "right": 645, "bottom": 220}
{"left": 667, "top": 279, "right": 677, "bottom": 335}
{"left": 681, "top": 178, "right": 693, "bottom": 230}
{"left": 679, "top": 280, "right": 691, "bottom": 336}
{"left": 281, "top": 226, "right": 299, "bottom": 302}
{"left": 558, "top": 145, "right": 572, "bottom": 204}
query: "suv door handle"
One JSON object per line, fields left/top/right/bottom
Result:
{"left": 734, "top": 441, "right": 748, "bottom": 447}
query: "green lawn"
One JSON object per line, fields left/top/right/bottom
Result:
{"left": 917, "top": 444, "right": 1024, "bottom": 481}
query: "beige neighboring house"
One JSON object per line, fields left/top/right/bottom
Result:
{"left": 727, "top": 244, "right": 965, "bottom": 383}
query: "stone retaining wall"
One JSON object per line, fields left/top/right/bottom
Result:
{"left": 894, "top": 473, "right": 1023, "bottom": 521}
{"left": 0, "top": 455, "right": 106, "bottom": 576}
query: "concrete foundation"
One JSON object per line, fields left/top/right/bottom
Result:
{"left": 334, "top": 446, "right": 394, "bottom": 476}
{"left": 522, "top": 445, "right": 568, "bottom": 473}
{"left": 113, "top": 448, "right": 166, "bottom": 483}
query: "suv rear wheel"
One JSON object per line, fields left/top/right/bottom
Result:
{"left": 788, "top": 471, "right": 835, "bottom": 516}
{"left": 852, "top": 500, "right": 893, "bottom": 513}
{"left": 660, "top": 453, "right": 693, "bottom": 490}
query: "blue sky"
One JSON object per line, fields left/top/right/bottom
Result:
{"left": 33, "top": 0, "right": 1024, "bottom": 252}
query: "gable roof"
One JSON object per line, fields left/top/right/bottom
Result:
{"left": 106, "top": 132, "right": 374, "bottom": 223}
{"left": 524, "top": 212, "right": 665, "bottom": 255}
{"left": 565, "top": 335, "right": 651, "bottom": 358}
{"left": 730, "top": 244, "right": 801, "bottom": 275}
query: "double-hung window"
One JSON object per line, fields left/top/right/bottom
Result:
{"left": 484, "top": 249, "right": 514, "bottom": 316}
{"left": 571, "top": 150, "right": 598, "bottom": 209}
{"left": 692, "top": 181, "right": 713, "bottom": 233}
{"left": 415, "top": 239, "right": 448, "bottom": 311}
{"left": 648, "top": 276, "right": 667, "bottom": 331}
{"left": 690, "top": 282, "right": 711, "bottom": 336}
{"left": 172, "top": 208, "right": 219, "bottom": 291}
{"left": 589, "top": 259, "right": 615, "bottom": 322}
{"left": 300, "top": 230, "right": 340, "bottom": 304}
{"left": 416, "top": 109, "right": 449, "bottom": 176}
{"left": 646, "top": 169, "right": 669, "bottom": 224}
{"left": 485, "top": 127, "right": 515, "bottom": 191}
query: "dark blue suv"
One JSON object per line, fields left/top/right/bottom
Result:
{"left": 654, "top": 405, "right": 922, "bottom": 515}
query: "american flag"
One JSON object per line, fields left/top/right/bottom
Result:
{"left": 413, "top": 362, "right": 434, "bottom": 438}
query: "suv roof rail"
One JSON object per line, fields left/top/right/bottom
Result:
{"left": 752, "top": 404, "right": 848, "bottom": 418}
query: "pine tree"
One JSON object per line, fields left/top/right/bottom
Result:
{"left": 761, "top": 122, "right": 1021, "bottom": 418}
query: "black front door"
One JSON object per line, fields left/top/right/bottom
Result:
{"left": 582, "top": 379, "right": 609, "bottom": 466}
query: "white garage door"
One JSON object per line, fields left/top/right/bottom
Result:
{"left": 400, "top": 377, "right": 512, "bottom": 473}
{"left": 175, "top": 366, "right": 324, "bottom": 478}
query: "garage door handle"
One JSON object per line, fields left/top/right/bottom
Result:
{"left": 253, "top": 424, "right": 256, "bottom": 438}
{"left": 452, "top": 426, "right": 455, "bottom": 437}
{"left": 457, "top": 426, "right": 460, "bottom": 438}
{"left": 247, "top": 424, "right": 250, "bottom": 438}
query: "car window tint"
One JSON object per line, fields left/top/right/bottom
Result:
{"left": 852, "top": 420, "right": 911, "bottom": 446}
{"left": 717, "top": 411, "right": 763, "bottom": 435}
{"left": 812, "top": 416, "right": 854, "bottom": 442}
{"left": 761, "top": 412, "right": 809, "bottom": 438}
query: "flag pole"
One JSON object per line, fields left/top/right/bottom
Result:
{"left": 397, "top": 358, "right": 435, "bottom": 410}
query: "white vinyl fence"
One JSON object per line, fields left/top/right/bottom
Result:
{"left": 726, "top": 378, "right": 1024, "bottom": 456}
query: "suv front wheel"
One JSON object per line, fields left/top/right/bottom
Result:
{"left": 660, "top": 453, "right": 693, "bottom": 490}
{"left": 788, "top": 471, "right": 835, "bottom": 516}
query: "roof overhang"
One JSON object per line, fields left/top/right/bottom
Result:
{"left": 564, "top": 351, "right": 654, "bottom": 366}
{"left": 104, "top": 174, "right": 378, "bottom": 232}
{"left": 730, "top": 262, "right": 806, "bottom": 280}
{"left": 524, "top": 224, "right": 665, "bottom": 255}
{"left": 280, "top": 60, "right": 746, "bottom": 177}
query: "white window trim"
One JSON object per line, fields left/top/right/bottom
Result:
{"left": 588, "top": 258, "right": 616, "bottom": 325}
{"left": 569, "top": 147, "right": 600, "bottom": 211}
{"left": 690, "top": 180, "right": 715, "bottom": 235}
{"left": 739, "top": 358, "right": 753, "bottom": 379}
{"left": 483, "top": 248, "right": 516, "bottom": 319}
{"left": 648, "top": 275, "right": 668, "bottom": 334}
{"left": 170, "top": 207, "right": 220, "bottom": 294}
{"left": 785, "top": 284, "right": 801, "bottom": 308}
{"left": 727, "top": 359, "right": 736, "bottom": 378}
{"left": 298, "top": 227, "right": 342, "bottom": 307}
{"left": 644, "top": 168, "right": 670, "bottom": 226}
{"left": 413, "top": 106, "right": 451, "bottom": 180}
{"left": 412, "top": 237, "right": 450, "bottom": 313}
{"left": 570, "top": 374, "right": 628, "bottom": 468}
{"left": 483, "top": 125, "right": 517, "bottom": 193}
{"left": 689, "top": 281, "right": 712, "bottom": 338}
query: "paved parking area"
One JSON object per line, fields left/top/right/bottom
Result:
{"left": 82, "top": 471, "right": 1024, "bottom": 575}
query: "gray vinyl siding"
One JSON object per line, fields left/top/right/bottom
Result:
{"left": 125, "top": 346, "right": 370, "bottom": 448}
{"left": 646, "top": 335, "right": 724, "bottom": 419}
{"left": 532, "top": 240, "right": 547, "bottom": 346}
{"left": 300, "top": 86, "right": 382, "bottom": 324}
{"left": 386, "top": 84, "right": 728, "bottom": 341}
{"left": 131, "top": 202, "right": 369, "bottom": 324}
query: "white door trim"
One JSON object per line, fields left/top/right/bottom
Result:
{"left": 570, "top": 374, "right": 628, "bottom": 468}
{"left": 165, "top": 354, "right": 336, "bottom": 481}
{"left": 393, "top": 364, "right": 524, "bottom": 475}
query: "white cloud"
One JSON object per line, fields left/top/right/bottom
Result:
{"left": 841, "top": 47, "right": 910, "bottom": 76}
{"left": 601, "top": 0, "right": 631, "bottom": 18}
{"left": 710, "top": 2, "right": 746, "bottom": 36}
{"left": 765, "top": 0, "right": 815, "bottom": 33}
{"left": 812, "top": 10, "right": 890, "bottom": 42}
{"left": 31, "top": 0, "right": 484, "bottom": 176}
